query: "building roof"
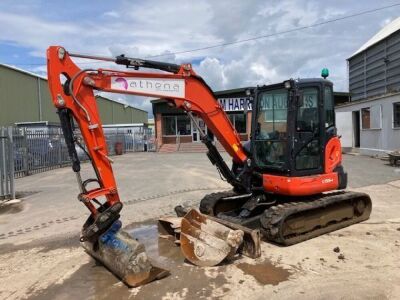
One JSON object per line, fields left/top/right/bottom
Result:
{"left": 150, "top": 98, "right": 167, "bottom": 104}
{"left": 0, "top": 62, "right": 47, "bottom": 80}
{"left": 95, "top": 95, "right": 148, "bottom": 113}
{"left": 349, "top": 17, "right": 400, "bottom": 59}
{"left": 214, "top": 87, "right": 253, "bottom": 96}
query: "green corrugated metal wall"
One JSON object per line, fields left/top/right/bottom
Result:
{"left": 97, "top": 97, "right": 114, "bottom": 124}
{"left": 0, "top": 66, "right": 42, "bottom": 125}
{"left": 39, "top": 77, "right": 59, "bottom": 123}
{"left": 0, "top": 65, "right": 148, "bottom": 126}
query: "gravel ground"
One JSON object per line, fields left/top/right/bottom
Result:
{"left": 0, "top": 153, "right": 399, "bottom": 299}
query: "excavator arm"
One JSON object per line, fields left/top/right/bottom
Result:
{"left": 47, "top": 46, "right": 248, "bottom": 217}
{"left": 46, "top": 46, "right": 253, "bottom": 286}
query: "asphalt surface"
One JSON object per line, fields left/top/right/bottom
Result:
{"left": 341, "top": 154, "right": 400, "bottom": 187}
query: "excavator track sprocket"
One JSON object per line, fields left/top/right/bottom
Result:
{"left": 260, "top": 191, "right": 372, "bottom": 246}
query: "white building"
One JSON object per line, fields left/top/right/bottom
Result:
{"left": 336, "top": 17, "right": 400, "bottom": 156}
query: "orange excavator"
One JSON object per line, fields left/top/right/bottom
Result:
{"left": 47, "top": 46, "right": 372, "bottom": 287}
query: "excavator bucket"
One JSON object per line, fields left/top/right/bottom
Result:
{"left": 81, "top": 220, "right": 169, "bottom": 287}
{"left": 180, "top": 209, "right": 244, "bottom": 267}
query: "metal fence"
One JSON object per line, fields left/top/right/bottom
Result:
{"left": 0, "top": 128, "right": 15, "bottom": 200}
{"left": 0, "top": 126, "right": 156, "bottom": 184}
{"left": 13, "top": 127, "right": 71, "bottom": 178}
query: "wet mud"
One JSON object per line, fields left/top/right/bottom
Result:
{"left": 0, "top": 201, "right": 24, "bottom": 215}
{"left": 28, "top": 223, "right": 228, "bottom": 300}
{"left": 236, "top": 261, "right": 291, "bottom": 285}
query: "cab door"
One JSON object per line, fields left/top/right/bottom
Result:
{"left": 291, "top": 86, "right": 323, "bottom": 176}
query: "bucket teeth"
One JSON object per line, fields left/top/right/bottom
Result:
{"left": 180, "top": 209, "right": 244, "bottom": 267}
{"left": 81, "top": 220, "right": 169, "bottom": 288}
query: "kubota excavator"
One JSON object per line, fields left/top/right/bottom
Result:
{"left": 46, "top": 46, "right": 372, "bottom": 287}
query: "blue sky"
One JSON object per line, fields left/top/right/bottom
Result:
{"left": 1, "top": 0, "right": 400, "bottom": 114}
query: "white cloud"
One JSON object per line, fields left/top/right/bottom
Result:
{"left": 0, "top": 0, "right": 398, "bottom": 113}
{"left": 103, "top": 10, "right": 120, "bottom": 18}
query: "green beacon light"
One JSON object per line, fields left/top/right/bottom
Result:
{"left": 321, "top": 68, "right": 329, "bottom": 79}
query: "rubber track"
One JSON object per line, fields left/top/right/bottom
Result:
{"left": 260, "top": 191, "right": 372, "bottom": 246}
{"left": 199, "top": 190, "right": 238, "bottom": 215}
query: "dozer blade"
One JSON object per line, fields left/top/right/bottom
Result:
{"left": 180, "top": 209, "right": 244, "bottom": 267}
{"left": 81, "top": 220, "right": 169, "bottom": 287}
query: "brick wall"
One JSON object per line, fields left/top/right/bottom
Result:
{"left": 155, "top": 113, "right": 162, "bottom": 148}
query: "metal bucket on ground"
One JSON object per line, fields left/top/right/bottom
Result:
{"left": 180, "top": 209, "right": 244, "bottom": 267}
{"left": 81, "top": 220, "right": 169, "bottom": 287}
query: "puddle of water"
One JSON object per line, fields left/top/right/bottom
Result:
{"left": 27, "top": 221, "right": 227, "bottom": 300}
{"left": 124, "top": 224, "right": 184, "bottom": 270}
{"left": 236, "top": 261, "right": 291, "bottom": 285}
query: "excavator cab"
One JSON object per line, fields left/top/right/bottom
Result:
{"left": 200, "top": 78, "right": 371, "bottom": 245}
{"left": 251, "top": 79, "right": 341, "bottom": 179}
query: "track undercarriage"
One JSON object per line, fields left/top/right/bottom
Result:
{"left": 199, "top": 190, "right": 372, "bottom": 245}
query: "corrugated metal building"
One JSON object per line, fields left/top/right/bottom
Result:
{"left": 0, "top": 63, "right": 148, "bottom": 127}
{"left": 336, "top": 18, "right": 400, "bottom": 155}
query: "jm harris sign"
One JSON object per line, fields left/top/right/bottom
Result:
{"left": 218, "top": 98, "right": 252, "bottom": 112}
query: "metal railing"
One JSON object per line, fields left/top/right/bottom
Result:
{"left": 0, "top": 127, "right": 15, "bottom": 200}
{"left": 1, "top": 126, "right": 156, "bottom": 181}
{"left": 12, "top": 127, "right": 71, "bottom": 178}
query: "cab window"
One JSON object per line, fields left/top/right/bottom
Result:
{"left": 295, "top": 87, "right": 320, "bottom": 170}
{"left": 324, "top": 86, "right": 334, "bottom": 128}
{"left": 254, "top": 89, "right": 288, "bottom": 169}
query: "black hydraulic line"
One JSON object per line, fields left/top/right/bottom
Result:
{"left": 58, "top": 108, "right": 81, "bottom": 173}
{"left": 115, "top": 54, "right": 181, "bottom": 73}
{"left": 203, "top": 138, "right": 244, "bottom": 190}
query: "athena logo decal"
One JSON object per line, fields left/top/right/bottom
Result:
{"left": 115, "top": 77, "right": 128, "bottom": 90}
{"left": 111, "top": 77, "right": 185, "bottom": 98}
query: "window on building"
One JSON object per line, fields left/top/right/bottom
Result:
{"left": 163, "top": 116, "right": 176, "bottom": 135}
{"left": 324, "top": 87, "right": 334, "bottom": 128}
{"left": 394, "top": 102, "right": 400, "bottom": 128}
{"left": 234, "top": 114, "right": 246, "bottom": 133}
{"left": 228, "top": 113, "right": 247, "bottom": 134}
{"left": 361, "top": 108, "right": 370, "bottom": 129}
{"left": 361, "top": 105, "right": 381, "bottom": 129}
{"left": 176, "top": 115, "right": 191, "bottom": 135}
{"left": 162, "top": 115, "right": 192, "bottom": 136}
{"left": 263, "top": 91, "right": 287, "bottom": 123}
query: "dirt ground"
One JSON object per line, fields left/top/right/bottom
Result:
{"left": 0, "top": 153, "right": 399, "bottom": 300}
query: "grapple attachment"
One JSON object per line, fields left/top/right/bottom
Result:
{"left": 180, "top": 209, "right": 244, "bottom": 267}
{"left": 81, "top": 220, "right": 169, "bottom": 287}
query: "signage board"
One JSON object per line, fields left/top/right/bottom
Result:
{"left": 111, "top": 77, "right": 185, "bottom": 98}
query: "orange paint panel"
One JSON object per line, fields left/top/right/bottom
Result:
{"left": 263, "top": 173, "right": 339, "bottom": 196}
{"left": 325, "top": 137, "right": 342, "bottom": 173}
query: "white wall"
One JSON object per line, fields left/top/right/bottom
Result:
{"left": 335, "top": 111, "right": 353, "bottom": 148}
{"left": 335, "top": 93, "right": 400, "bottom": 156}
